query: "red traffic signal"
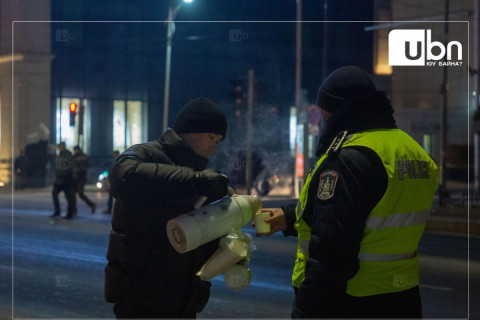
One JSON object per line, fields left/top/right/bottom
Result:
{"left": 69, "top": 103, "right": 77, "bottom": 126}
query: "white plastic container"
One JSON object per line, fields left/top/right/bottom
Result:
{"left": 167, "top": 195, "right": 262, "bottom": 253}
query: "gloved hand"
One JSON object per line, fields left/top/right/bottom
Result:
{"left": 182, "top": 276, "right": 211, "bottom": 317}
{"left": 193, "top": 169, "right": 229, "bottom": 201}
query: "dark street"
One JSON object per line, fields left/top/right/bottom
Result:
{"left": 0, "top": 0, "right": 477, "bottom": 318}
{"left": 0, "top": 189, "right": 479, "bottom": 318}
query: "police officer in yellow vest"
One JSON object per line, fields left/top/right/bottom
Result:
{"left": 260, "top": 66, "right": 438, "bottom": 318}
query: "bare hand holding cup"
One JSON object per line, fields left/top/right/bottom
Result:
{"left": 253, "top": 208, "right": 286, "bottom": 237}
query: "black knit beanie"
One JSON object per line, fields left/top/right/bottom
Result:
{"left": 173, "top": 97, "right": 227, "bottom": 138}
{"left": 316, "top": 66, "right": 377, "bottom": 113}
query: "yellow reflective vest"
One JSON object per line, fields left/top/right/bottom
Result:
{"left": 292, "top": 129, "right": 439, "bottom": 297}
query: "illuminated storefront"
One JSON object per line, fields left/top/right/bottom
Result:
{"left": 113, "top": 100, "right": 147, "bottom": 153}
{"left": 55, "top": 98, "right": 147, "bottom": 154}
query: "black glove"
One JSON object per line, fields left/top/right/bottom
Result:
{"left": 182, "top": 276, "right": 211, "bottom": 317}
{"left": 193, "top": 169, "right": 229, "bottom": 201}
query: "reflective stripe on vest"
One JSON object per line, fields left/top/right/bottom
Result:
{"left": 296, "top": 201, "right": 303, "bottom": 219}
{"left": 300, "top": 239, "right": 309, "bottom": 255}
{"left": 358, "top": 251, "right": 416, "bottom": 261}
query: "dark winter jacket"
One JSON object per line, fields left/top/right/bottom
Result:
{"left": 284, "top": 92, "right": 424, "bottom": 318}
{"left": 54, "top": 149, "right": 73, "bottom": 185}
{"left": 104, "top": 130, "right": 218, "bottom": 316}
{"left": 72, "top": 152, "right": 88, "bottom": 184}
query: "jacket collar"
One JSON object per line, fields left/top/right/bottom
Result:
{"left": 159, "top": 129, "right": 209, "bottom": 171}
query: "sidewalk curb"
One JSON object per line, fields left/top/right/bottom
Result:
{"left": 2, "top": 184, "right": 104, "bottom": 194}
{"left": 4, "top": 188, "right": 480, "bottom": 237}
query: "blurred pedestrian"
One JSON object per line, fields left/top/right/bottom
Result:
{"left": 51, "top": 142, "right": 75, "bottom": 219}
{"left": 14, "top": 150, "right": 27, "bottom": 190}
{"left": 259, "top": 66, "right": 439, "bottom": 318}
{"left": 105, "top": 97, "right": 229, "bottom": 318}
{"left": 103, "top": 150, "right": 119, "bottom": 214}
{"left": 72, "top": 146, "right": 96, "bottom": 214}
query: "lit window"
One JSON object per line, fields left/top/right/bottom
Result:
{"left": 113, "top": 100, "right": 126, "bottom": 152}
{"left": 113, "top": 100, "right": 145, "bottom": 152}
{"left": 127, "top": 101, "right": 142, "bottom": 147}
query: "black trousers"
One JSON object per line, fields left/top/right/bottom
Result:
{"left": 113, "top": 302, "right": 195, "bottom": 319}
{"left": 52, "top": 183, "right": 75, "bottom": 216}
{"left": 111, "top": 278, "right": 211, "bottom": 319}
{"left": 344, "top": 286, "right": 422, "bottom": 318}
{"left": 73, "top": 181, "right": 95, "bottom": 208}
{"left": 293, "top": 286, "right": 422, "bottom": 318}
{"left": 15, "top": 171, "right": 26, "bottom": 189}
{"left": 107, "top": 190, "right": 113, "bottom": 212}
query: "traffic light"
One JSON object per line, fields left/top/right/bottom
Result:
{"left": 230, "top": 78, "right": 267, "bottom": 105}
{"left": 69, "top": 103, "right": 77, "bottom": 126}
{"left": 230, "top": 78, "right": 245, "bottom": 106}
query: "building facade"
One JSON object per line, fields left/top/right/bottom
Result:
{"left": 1, "top": 0, "right": 380, "bottom": 188}
{"left": 372, "top": 0, "right": 477, "bottom": 186}
{"left": 0, "top": 0, "right": 53, "bottom": 185}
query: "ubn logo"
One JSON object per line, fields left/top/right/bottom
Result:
{"left": 229, "top": 29, "right": 255, "bottom": 42}
{"left": 388, "top": 29, "right": 462, "bottom": 66}
{"left": 55, "top": 29, "right": 82, "bottom": 44}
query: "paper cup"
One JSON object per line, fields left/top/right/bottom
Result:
{"left": 197, "top": 239, "right": 247, "bottom": 280}
{"left": 254, "top": 212, "right": 271, "bottom": 234}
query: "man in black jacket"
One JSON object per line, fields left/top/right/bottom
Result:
{"left": 105, "top": 97, "right": 230, "bottom": 318}
{"left": 72, "top": 146, "right": 96, "bottom": 214}
{"left": 51, "top": 142, "right": 75, "bottom": 219}
{"left": 260, "top": 66, "right": 438, "bottom": 318}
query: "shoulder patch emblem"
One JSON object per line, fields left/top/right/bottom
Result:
{"left": 317, "top": 170, "right": 338, "bottom": 200}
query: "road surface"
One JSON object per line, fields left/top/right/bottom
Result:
{"left": 0, "top": 190, "right": 478, "bottom": 318}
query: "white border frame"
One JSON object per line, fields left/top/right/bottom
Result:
{"left": 10, "top": 19, "right": 471, "bottom": 319}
